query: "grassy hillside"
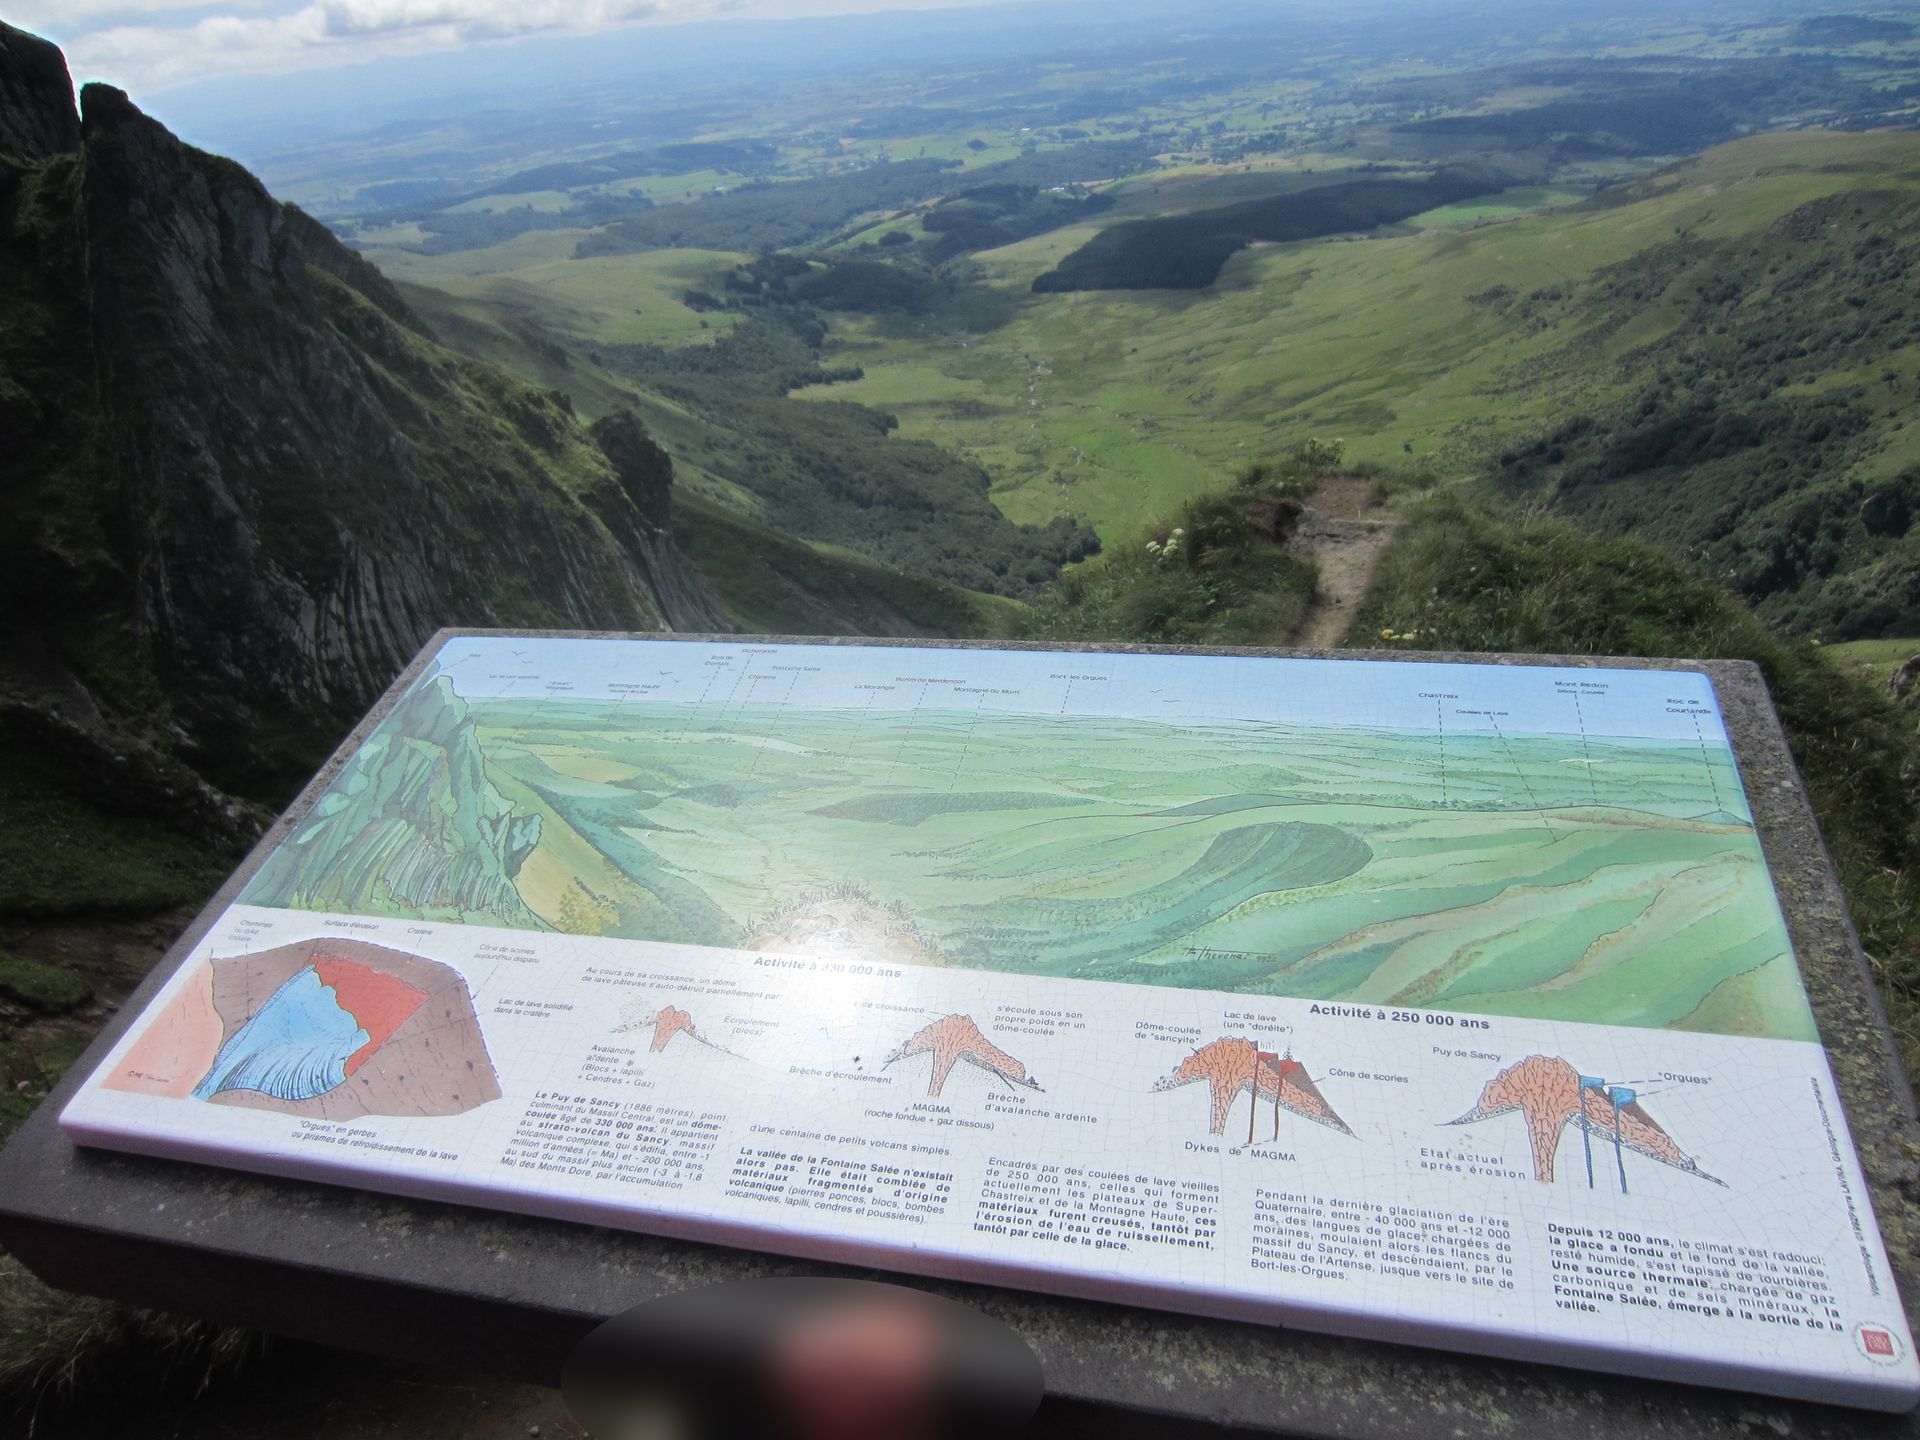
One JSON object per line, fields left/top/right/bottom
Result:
{"left": 676, "top": 493, "right": 1024, "bottom": 637}
{"left": 374, "top": 232, "right": 746, "bottom": 348}
{"left": 798, "top": 130, "right": 1920, "bottom": 636}
{"left": 1829, "top": 635, "right": 1920, "bottom": 682}
{"left": 377, "top": 123, "right": 1920, "bottom": 640}
{"left": 409, "top": 265, "right": 1102, "bottom": 601}
{"left": 397, "top": 278, "right": 1036, "bottom": 636}
{"left": 1483, "top": 172, "right": 1920, "bottom": 637}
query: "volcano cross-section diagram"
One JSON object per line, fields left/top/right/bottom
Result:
{"left": 884, "top": 1015, "right": 1040, "bottom": 1098}
{"left": 1154, "top": 1038, "right": 1354, "bottom": 1142}
{"left": 1448, "top": 1054, "right": 1722, "bottom": 1189}
{"left": 614, "top": 1004, "right": 742, "bottom": 1058}
{"left": 109, "top": 939, "right": 500, "bottom": 1121}
{"left": 639, "top": 1005, "right": 699, "bottom": 1053}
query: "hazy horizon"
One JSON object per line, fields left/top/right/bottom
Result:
{"left": 5, "top": 0, "right": 1810, "bottom": 191}
{"left": 12, "top": 0, "right": 1077, "bottom": 97}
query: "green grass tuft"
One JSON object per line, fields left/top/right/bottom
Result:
{"left": 0, "top": 1253, "right": 263, "bottom": 1433}
{"left": 0, "top": 956, "right": 90, "bottom": 1014}
{"left": 1022, "top": 448, "right": 1328, "bottom": 644}
{"left": 1826, "top": 636, "right": 1920, "bottom": 685}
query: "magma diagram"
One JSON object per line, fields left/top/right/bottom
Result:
{"left": 1155, "top": 1037, "right": 1356, "bottom": 1142}
{"left": 885, "top": 1014, "right": 1041, "bottom": 1097}
{"left": 614, "top": 1003, "right": 742, "bottom": 1057}
{"left": 1448, "top": 1055, "right": 1722, "bottom": 1189}
{"left": 108, "top": 938, "right": 500, "bottom": 1121}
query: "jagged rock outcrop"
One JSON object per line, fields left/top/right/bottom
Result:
{"left": 0, "top": 700, "right": 266, "bottom": 853}
{"left": 0, "top": 23, "right": 721, "bottom": 795}
{"left": 585, "top": 408, "right": 722, "bottom": 631}
{"left": 590, "top": 409, "right": 675, "bottom": 531}
{"left": 1893, "top": 653, "right": 1920, "bottom": 713}
{"left": 0, "top": 24, "right": 76, "bottom": 161}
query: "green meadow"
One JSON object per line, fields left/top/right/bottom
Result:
{"left": 367, "top": 235, "right": 743, "bottom": 347}
{"left": 1826, "top": 637, "right": 1920, "bottom": 684}
{"left": 795, "top": 130, "right": 1920, "bottom": 540}
{"left": 1404, "top": 184, "right": 1592, "bottom": 227}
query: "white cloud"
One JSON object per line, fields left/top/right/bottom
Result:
{"left": 24, "top": 0, "right": 990, "bottom": 94}
{"left": 55, "top": 0, "right": 713, "bottom": 91}
{"left": 313, "top": 0, "right": 659, "bottom": 40}
{"left": 67, "top": 10, "right": 324, "bottom": 91}
{"left": 3, "top": 0, "right": 279, "bottom": 28}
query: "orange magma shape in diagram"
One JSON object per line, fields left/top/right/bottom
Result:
{"left": 884, "top": 1015, "right": 1040, "bottom": 1098}
{"left": 310, "top": 956, "right": 428, "bottom": 1076}
{"left": 1154, "top": 1037, "right": 1355, "bottom": 1137}
{"left": 1448, "top": 1054, "right": 1722, "bottom": 1184}
{"left": 648, "top": 1006, "right": 698, "bottom": 1053}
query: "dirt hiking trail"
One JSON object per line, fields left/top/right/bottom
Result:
{"left": 1292, "top": 475, "right": 1398, "bottom": 648}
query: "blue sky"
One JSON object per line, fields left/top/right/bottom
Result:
{"left": 4, "top": 0, "right": 1006, "bottom": 93}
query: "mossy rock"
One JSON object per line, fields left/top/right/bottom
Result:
{"left": 0, "top": 953, "right": 92, "bottom": 1013}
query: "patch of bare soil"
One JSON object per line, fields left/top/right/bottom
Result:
{"left": 1301, "top": 474, "right": 1376, "bottom": 522}
{"left": 1291, "top": 477, "right": 1399, "bottom": 648}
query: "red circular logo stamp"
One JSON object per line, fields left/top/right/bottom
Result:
{"left": 1855, "top": 1322, "right": 1904, "bottom": 1364}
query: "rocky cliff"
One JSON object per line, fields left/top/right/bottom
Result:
{"left": 0, "top": 24, "right": 76, "bottom": 162}
{"left": 0, "top": 23, "right": 720, "bottom": 806}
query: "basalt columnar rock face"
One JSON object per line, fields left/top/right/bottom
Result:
{"left": 0, "top": 23, "right": 719, "bottom": 795}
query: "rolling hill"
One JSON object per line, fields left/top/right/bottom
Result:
{"left": 800, "top": 129, "right": 1920, "bottom": 638}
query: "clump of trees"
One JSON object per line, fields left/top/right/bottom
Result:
{"left": 1032, "top": 173, "right": 1497, "bottom": 291}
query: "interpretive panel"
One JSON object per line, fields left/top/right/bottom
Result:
{"left": 61, "top": 636, "right": 1920, "bottom": 1409}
